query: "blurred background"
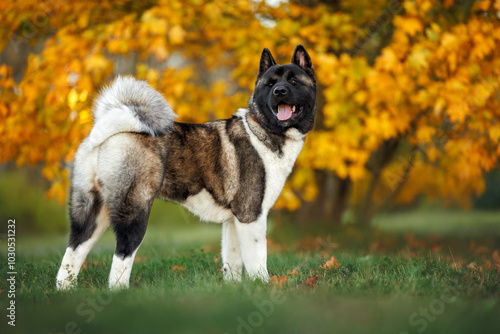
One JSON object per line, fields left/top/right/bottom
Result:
{"left": 0, "top": 0, "right": 499, "bottom": 244}
{"left": 1, "top": 3, "right": 500, "bottom": 333}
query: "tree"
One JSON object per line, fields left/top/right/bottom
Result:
{"left": 1, "top": 0, "right": 499, "bottom": 226}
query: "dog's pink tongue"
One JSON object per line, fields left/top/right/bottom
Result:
{"left": 277, "top": 105, "right": 292, "bottom": 121}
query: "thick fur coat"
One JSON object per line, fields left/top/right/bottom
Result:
{"left": 57, "top": 45, "right": 317, "bottom": 289}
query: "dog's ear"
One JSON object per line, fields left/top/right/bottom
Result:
{"left": 292, "top": 44, "right": 314, "bottom": 77}
{"left": 258, "top": 48, "right": 277, "bottom": 78}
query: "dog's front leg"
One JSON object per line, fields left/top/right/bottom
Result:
{"left": 233, "top": 216, "right": 269, "bottom": 282}
{"left": 221, "top": 221, "right": 243, "bottom": 281}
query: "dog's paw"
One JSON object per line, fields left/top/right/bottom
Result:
{"left": 223, "top": 264, "right": 242, "bottom": 282}
{"left": 56, "top": 278, "right": 75, "bottom": 291}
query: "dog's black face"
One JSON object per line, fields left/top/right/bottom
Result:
{"left": 249, "top": 45, "right": 317, "bottom": 135}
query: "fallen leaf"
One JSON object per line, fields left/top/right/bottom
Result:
{"left": 288, "top": 267, "right": 299, "bottom": 276}
{"left": 467, "top": 262, "right": 477, "bottom": 270}
{"left": 302, "top": 275, "right": 319, "bottom": 288}
{"left": 321, "top": 256, "right": 341, "bottom": 269}
{"left": 270, "top": 275, "right": 287, "bottom": 287}
{"left": 172, "top": 265, "right": 185, "bottom": 272}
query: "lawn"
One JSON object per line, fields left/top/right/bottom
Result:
{"left": 1, "top": 203, "right": 499, "bottom": 334}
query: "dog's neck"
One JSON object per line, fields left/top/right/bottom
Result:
{"left": 233, "top": 108, "right": 304, "bottom": 156}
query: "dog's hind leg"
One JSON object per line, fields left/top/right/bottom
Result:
{"left": 221, "top": 221, "right": 243, "bottom": 281}
{"left": 107, "top": 186, "right": 155, "bottom": 289}
{"left": 56, "top": 188, "right": 110, "bottom": 290}
{"left": 94, "top": 133, "right": 165, "bottom": 289}
{"left": 108, "top": 205, "right": 152, "bottom": 289}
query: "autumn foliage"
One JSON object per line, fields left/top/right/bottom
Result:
{"left": 1, "top": 0, "right": 499, "bottom": 224}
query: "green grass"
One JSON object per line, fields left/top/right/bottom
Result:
{"left": 373, "top": 210, "right": 500, "bottom": 237}
{"left": 1, "top": 247, "right": 499, "bottom": 334}
{"left": 1, "top": 209, "right": 500, "bottom": 334}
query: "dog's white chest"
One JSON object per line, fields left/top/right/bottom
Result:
{"left": 258, "top": 134, "right": 304, "bottom": 213}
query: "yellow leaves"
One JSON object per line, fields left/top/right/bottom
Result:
{"left": 415, "top": 125, "right": 435, "bottom": 144}
{"left": 433, "top": 98, "right": 446, "bottom": 116}
{"left": 67, "top": 89, "right": 79, "bottom": 110}
{"left": 84, "top": 53, "right": 113, "bottom": 80}
{"left": 365, "top": 112, "right": 397, "bottom": 140}
{"left": 107, "top": 40, "right": 131, "bottom": 54}
{"left": 290, "top": 169, "right": 318, "bottom": 202}
{"left": 67, "top": 89, "right": 89, "bottom": 114}
{"left": 169, "top": 25, "right": 186, "bottom": 45}
{"left": 77, "top": 11, "right": 90, "bottom": 29}
{"left": 477, "top": 1, "right": 491, "bottom": 11}
{"left": 408, "top": 45, "right": 430, "bottom": 70}
{"left": 46, "top": 172, "right": 69, "bottom": 205}
{"left": 440, "top": 32, "right": 460, "bottom": 51}
{"left": 393, "top": 16, "right": 423, "bottom": 37}
{"left": 470, "top": 32, "right": 495, "bottom": 61}
{"left": 150, "top": 37, "right": 169, "bottom": 62}
{"left": 79, "top": 109, "right": 91, "bottom": 124}
{"left": 446, "top": 103, "right": 469, "bottom": 123}
{"left": 274, "top": 183, "right": 301, "bottom": 211}
{"left": 376, "top": 48, "right": 401, "bottom": 72}
{"left": 141, "top": 9, "right": 168, "bottom": 35}
{"left": 2, "top": 0, "right": 500, "bottom": 211}
{"left": 426, "top": 145, "right": 440, "bottom": 163}
{"left": 0, "top": 64, "right": 14, "bottom": 88}
{"left": 489, "top": 124, "right": 500, "bottom": 143}
{"left": 416, "top": 0, "right": 433, "bottom": 14}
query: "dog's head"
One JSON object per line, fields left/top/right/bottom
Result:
{"left": 249, "top": 44, "right": 317, "bottom": 135}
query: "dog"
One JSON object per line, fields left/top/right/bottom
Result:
{"left": 56, "top": 44, "right": 317, "bottom": 289}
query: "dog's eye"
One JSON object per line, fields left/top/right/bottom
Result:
{"left": 268, "top": 80, "right": 276, "bottom": 87}
{"left": 289, "top": 78, "right": 297, "bottom": 84}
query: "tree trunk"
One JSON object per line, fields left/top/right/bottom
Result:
{"left": 295, "top": 171, "right": 352, "bottom": 225}
{"left": 357, "top": 137, "right": 401, "bottom": 227}
{"left": 357, "top": 170, "right": 381, "bottom": 227}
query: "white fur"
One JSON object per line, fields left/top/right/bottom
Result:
{"left": 233, "top": 216, "right": 269, "bottom": 281}
{"left": 182, "top": 189, "right": 233, "bottom": 223}
{"left": 221, "top": 221, "right": 243, "bottom": 281}
{"left": 88, "top": 107, "right": 144, "bottom": 149}
{"left": 56, "top": 208, "right": 110, "bottom": 290}
{"left": 89, "top": 76, "right": 177, "bottom": 151}
{"left": 109, "top": 250, "right": 139, "bottom": 289}
{"left": 71, "top": 137, "right": 99, "bottom": 194}
{"left": 236, "top": 108, "right": 305, "bottom": 214}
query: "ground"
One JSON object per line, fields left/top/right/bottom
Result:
{"left": 0, "top": 202, "right": 499, "bottom": 334}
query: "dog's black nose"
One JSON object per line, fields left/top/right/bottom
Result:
{"left": 273, "top": 86, "right": 288, "bottom": 96}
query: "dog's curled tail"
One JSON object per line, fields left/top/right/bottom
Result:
{"left": 86, "top": 76, "right": 177, "bottom": 149}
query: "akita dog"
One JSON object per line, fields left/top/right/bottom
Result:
{"left": 56, "top": 45, "right": 316, "bottom": 289}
